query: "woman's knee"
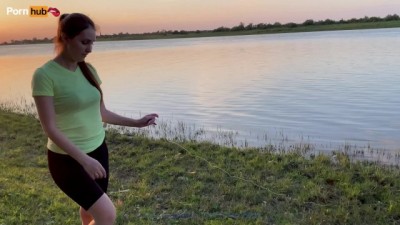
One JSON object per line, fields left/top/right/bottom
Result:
{"left": 88, "top": 194, "right": 116, "bottom": 224}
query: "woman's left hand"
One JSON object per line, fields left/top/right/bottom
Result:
{"left": 139, "top": 113, "right": 159, "bottom": 127}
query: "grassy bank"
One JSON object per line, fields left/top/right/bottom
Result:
{"left": 96, "top": 21, "right": 400, "bottom": 42}
{"left": 1, "top": 109, "right": 400, "bottom": 224}
{"left": 3, "top": 20, "right": 400, "bottom": 45}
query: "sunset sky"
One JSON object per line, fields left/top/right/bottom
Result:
{"left": 0, "top": 0, "right": 399, "bottom": 43}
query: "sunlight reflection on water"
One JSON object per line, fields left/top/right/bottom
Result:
{"left": 1, "top": 28, "right": 400, "bottom": 159}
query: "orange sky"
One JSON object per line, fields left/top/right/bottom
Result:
{"left": 0, "top": 0, "right": 399, "bottom": 43}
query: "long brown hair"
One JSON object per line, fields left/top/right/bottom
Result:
{"left": 78, "top": 61, "right": 103, "bottom": 99}
{"left": 55, "top": 13, "right": 103, "bottom": 100}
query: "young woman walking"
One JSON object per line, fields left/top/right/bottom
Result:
{"left": 32, "top": 13, "right": 158, "bottom": 225}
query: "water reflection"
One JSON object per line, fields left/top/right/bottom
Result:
{"left": 1, "top": 29, "right": 400, "bottom": 155}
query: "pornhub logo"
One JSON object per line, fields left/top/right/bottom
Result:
{"left": 48, "top": 7, "right": 60, "bottom": 17}
{"left": 6, "top": 6, "right": 60, "bottom": 17}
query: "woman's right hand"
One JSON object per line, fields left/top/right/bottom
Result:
{"left": 82, "top": 156, "right": 106, "bottom": 180}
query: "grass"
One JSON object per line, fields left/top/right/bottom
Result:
{"left": 1, "top": 104, "right": 400, "bottom": 224}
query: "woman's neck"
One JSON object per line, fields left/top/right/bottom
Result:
{"left": 54, "top": 53, "right": 78, "bottom": 71}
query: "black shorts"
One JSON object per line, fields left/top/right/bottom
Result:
{"left": 47, "top": 140, "right": 109, "bottom": 210}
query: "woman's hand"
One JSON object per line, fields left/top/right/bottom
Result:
{"left": 81, "top": 156, "right": 107, "bottom": 180}
{"left": 100, "top": 101, "right": 158, "bottom": 128}
{"left": 138, "top": 113, "right": 159, "bottom": 127}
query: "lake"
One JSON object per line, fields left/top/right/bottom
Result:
{"left": 1, "top": 28, "right": 399, "bottom": 159}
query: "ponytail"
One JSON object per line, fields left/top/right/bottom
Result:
{"left": 78, "top": 61, "right": 103, "bottom": 101}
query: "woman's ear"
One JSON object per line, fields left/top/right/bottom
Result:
{"left": 61, "top": 34, "right": 66, "bottom": 43}
{"left": 61, "top": 34, "right": 69, "bottom": 43}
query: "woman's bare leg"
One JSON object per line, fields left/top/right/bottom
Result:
{"left": 80, "top": 207, "right": 94, "bottom": 225}
{"left": 87, "top": 194, "right": 116, "bottom": 225}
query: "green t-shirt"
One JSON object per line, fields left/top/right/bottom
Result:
{"left": 31, "top": 60, "right": 105, "bottom": 154}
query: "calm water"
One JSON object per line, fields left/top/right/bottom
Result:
{"left": 1, "top": 28, "right": 400, "bottom": 155}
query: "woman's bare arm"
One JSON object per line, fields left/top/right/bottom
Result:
{"left": 100, "top": 100, "right": 158, "bottom": 127}
{"left": 34, "top": 96, "right": 106, "bottom": 179}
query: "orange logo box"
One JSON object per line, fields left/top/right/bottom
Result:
{"left": 30, "top": 6, "right": 48, "bottom": 17}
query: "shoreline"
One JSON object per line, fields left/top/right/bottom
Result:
{"left": 2, "top": 20, "right": 400, "bottom": 46}
{"left": 1, "top": 100, "right": 398, "bottom": 165}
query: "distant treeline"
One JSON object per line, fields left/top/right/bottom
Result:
{"left": 214, "top": 14, "right": 400, "bottom": 32}
{"left": 3, "top": 37, "right": 54, "bottom": 45}
{"left": 2, "top": 14, "right": 400, "bottom": 45}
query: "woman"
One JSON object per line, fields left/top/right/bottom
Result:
{"left": 31, "top": 13, "right": 158, "bottom": 225}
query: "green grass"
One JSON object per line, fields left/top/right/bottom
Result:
{"left": 1, "top": 108, "right": 400, "bottom": 224}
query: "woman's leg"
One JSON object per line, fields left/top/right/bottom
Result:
{"left": 80, "top": 207, "right": 94, "bottom": 225}
{"left": 48, "top": 140, "right": 112, "bottom": 224}
{"left": 87, "top": 193, "right": 116, "bottom": 225}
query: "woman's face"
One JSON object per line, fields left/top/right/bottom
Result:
{"left": 64, "top": 27, "right": 96, "bottom": 62}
